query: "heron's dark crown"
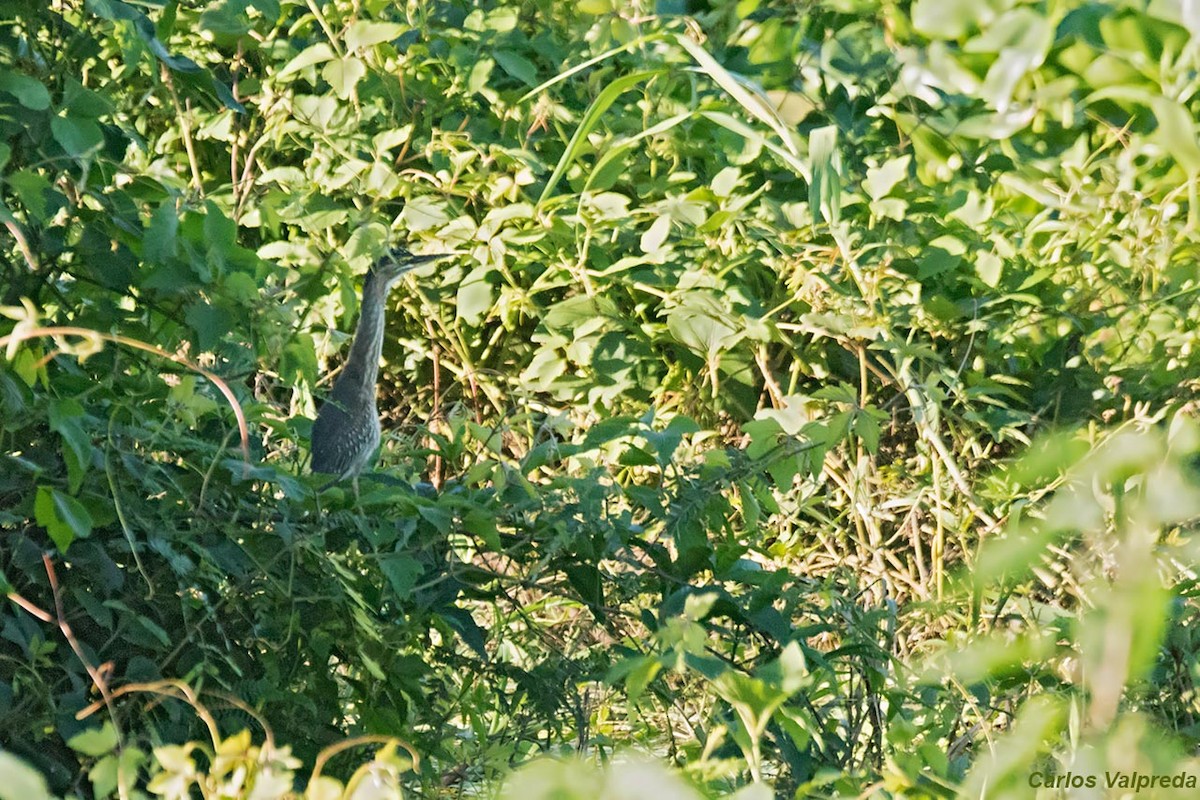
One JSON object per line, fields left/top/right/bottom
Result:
{"left": 368, "top": 245, "right": 449, "bottom": 284}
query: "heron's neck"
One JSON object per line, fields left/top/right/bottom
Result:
{"left": 332, "top": 272, "right": 393, "bottom": 404}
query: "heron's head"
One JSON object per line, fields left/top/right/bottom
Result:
{"left": 369, "top": 245, "right": 452, "bottom": 289}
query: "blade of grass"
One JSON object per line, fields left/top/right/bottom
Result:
{"left": 581, "top": 112, "right": 693, "bottom": 194}
{"left": 699, "top": 111, "right": 811, "bottom": 180}
{"left": 673, "top": 32, "right": 800, "bottom": 157}
{"left": 537, "top": 69, "right": 665, "bottom": 206}
{"left": 518, "top": 34, "right": 664, "bottom": 104}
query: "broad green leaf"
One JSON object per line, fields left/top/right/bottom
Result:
{"left": 51, "top": 115, "right": 104, "bottom": 158}
{"left": 468, "top": 58, "right": 494, "bottom": 93}
{"left": 625, "top": 656, "right": 662, "bottom": 702}
{"left": 1151, "top": 96, "right": 1200, "bottom": 177}
{"left": 916, "top": 246, "right": 961, "bottom": 279}
{"left": 278, "top": 42, "right": 336, "bottom": 76}
{"left": 68, "top": 722, "right": 119, "bottom": 757}
{"left": 975, "top": 251, "right": 1002, "bottom": 287}
{"left": 88, "top": 0, "right": 202, "bottom": 72}
{"left": 400, "top": 195, "right": 449, "bottom": 231}
{"left": 145, "top": 201, "right": 179, "bottom": 264}
{"left": 323, "top": 56, "right": 366, "bottom": 99}
{"left": 307, "top": 776, "right": 345, "bottom": 800}
{"left": 912, "top": 0, "right": 1001, "bottom": 39}
{"left": 666, "top": 304, "right": 740, "bottom": 356}
{"left": 202, "top": 200, "right": 238, "bottom": 274}
{"left": 465, "top": 509, "right": 501, "bottom": 550}
{"left": 63, "top": 78, "right": 113, "bottom": 117}
{"left": 639, "top": 214, "right": 671, "bottom": 254}
{"left": 380, "top": 554, "right": 423, "bottom": 597}
{"left": 345, "top": 20, "right": 406, "bottom": 51}
{"left": 457, "top": 267, "right": 494, "bottom": 326}
{"left": 35, "top": 485, "right": 93, "bottom": 550}
{"left": 493, "top": 50, "right": 538, "bottom": 86}
{"left": 185, "top": 301, "right": 233, "bottom": 351}
{"left": 863, "top": 155, "right": 910, "bottom": 200}
{"left": 0, "top": 752, "right": 51, "bottom": 800}
{"left": 372, "top": 125, "right": 412, "bottom": 152}
{"left": 0, "top": 70, "right": 50, "bottom": 109}
{"left": 711, "top": 166, "right": 740, "bottom": 197}
{"left": 9, "top": 170, "right": 55, "bottom": 222}
{"left": 48, "top": 398, "right": 92, "bottom": 493}
{"left": 199, "top": 0, "right": 252, "bottom": 37}
{"left": 973, "top": 9, "right": 1053, "bottom": 110}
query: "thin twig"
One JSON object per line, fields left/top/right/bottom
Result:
{"left": 5, "top": 589, "right": 52, "bottom": 621}
{"left": 162, "top": 66, "right": 204, "bottom": 195}
{"left": 3, "top": 219, "right": 39, "bottom": 271}
{"left": 43, "top": 554, "right": 131, "bottom": 800}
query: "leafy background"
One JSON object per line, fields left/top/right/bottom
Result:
{"left": 4, "top": 0, "right": 1200, "bottom": 797}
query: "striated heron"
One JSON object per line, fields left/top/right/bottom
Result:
{"left": 311, "top": 244, "right": 449, "bottom": 489}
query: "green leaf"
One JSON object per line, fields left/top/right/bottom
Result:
{"left": 1151, "top": 97, "right": 1200, "bottom": 177}
{"left": 199, "top": 0, "right": 252, "bottom": 37}
{"left": 63, "top": 78, "right": 114, "bottom": 118}
{"left": 683, "top": 591, "right": 719, "bottom": 621}
{"left": 48, "top": 398, "right": 93, "bottom": 493}
{"left": 185, "top": 301, "right": 233, "bottom": 351}
{"left": 87, "top": 0, "right": 203, "bottom": 72}
{"left": 564, "top": 563, "right": 604, "bottom": 606}
{"left": 323, "top": 56, "right": 366, "bottom": 99}
{"left": 7, "top": 170, "right": 54, "bottom": 221}
{"left": 916, "top": 246, "right": 961, "bottom": 280}
{"left": 456, "top": 267, "right": 494, "bottom": 327}
{"left": 0, "top": 752, "right": 51, "bottom": 800}
{"left": 911, "top": 0, "right": 1001, "bottom": 39}
{"left": 973, "top": 9, "right": 1053, "bottom": 111}
{"left": 68, "top": 722, "right": 119, "bottom": 757}
{"left": 51, "top": 115, "right": 104, "bottom": 158}
{"left": 863, "top": 155, "right": 910, "bottom": 200}
{"left": 493, "top": 50, "right": 538, "bottom": 86}
{"left": 380, "top": 554, "right": 423, "bottom": 597}
{"left": 35, "top": 485, "right": 93, "bottom": 551}
{"left": 372, "top": 125, "right": 412, "bottom": 152}
{"left": 0, "top": 70, "right": 50, "bottom": 110}
{"left": 975, "top": 251, "right": 1002, "bottom": 287}
{"left": 278, "top": 42, "right": 336, "bottom": 76}
{"left": 808, "top": 125, "right": 841, "bottom": 225}
{"left": 538, "top": 69, "right": 665, "bottom": 204}
{"left": 345, "top": 20, "right": 406, "bottom": 51}
{"left": 640, "top": 214, "right": 671, "bottom": 254}
{"left": 673, "top": 32, "right": 798, "bottom": 157}
{"left": 465, "top": 509, "right": 502, "bottom": 550}
{"left": 399, "top": 195, "right": 449, "bottom": 231}
{"left": 145, "top": 201, "right": 179, "bottom": 264}
{"left": 440, "top": 605, "right": 487, "bottom": 658}
{"left": 625, "top": 656, "right": 662, "bottom": 702}
{"left": 202, "top": 200, "right": 238, "bottom": 274}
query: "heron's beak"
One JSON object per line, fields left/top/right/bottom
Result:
{"left": 411, "top": 252, "right": 454, "bottom": 264}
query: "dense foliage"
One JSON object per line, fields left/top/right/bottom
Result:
{"left": 4, "top": 0, "right": 1200, "bottom": 797}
